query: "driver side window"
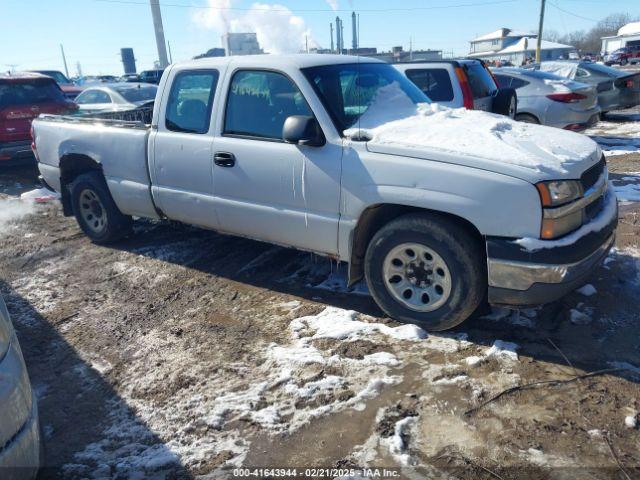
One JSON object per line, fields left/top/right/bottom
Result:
{"left": 224, "top": 70, "right": 312, "bottom": 141}
{"left": 165, "top": 70, "right": 219, "bottom": 134}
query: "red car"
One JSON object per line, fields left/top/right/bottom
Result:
{"left": 0, "top": 73, "right": 77, "bottom": 166}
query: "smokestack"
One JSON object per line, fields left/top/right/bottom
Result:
{"left": 330, "top": 22, "right": 334, "bottom": 53}
{"left": 352, "top": 11, "right": 358, "bottom": 51}
{"left": 335, "top": 16, "right": 342, "bottom": 54}
{"left": 149, "top": 0, "right": 169, "bottom": 68}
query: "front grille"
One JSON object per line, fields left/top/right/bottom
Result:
{"left": 580, "top": 156, "right": 606, "bottom": 192}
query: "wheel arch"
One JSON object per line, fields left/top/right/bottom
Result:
{"left": 59, "top": 154, "right": 103, "bottom": 216}
{"left": 348, "top": 203, "right": 485, "bottom": 286}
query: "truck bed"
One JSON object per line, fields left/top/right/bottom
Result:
{"left": 32, "top": 114, "right": 160, "bottom": 220}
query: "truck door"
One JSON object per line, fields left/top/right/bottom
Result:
{"left": 148, "top": 68, "right": 221, "bottom": 229}
{"left": 212, "top": 68, "right": 342, "bottom": 255}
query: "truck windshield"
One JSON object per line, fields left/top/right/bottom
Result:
{"left": 302, "top": 63, "right": 429, "bottom": 133}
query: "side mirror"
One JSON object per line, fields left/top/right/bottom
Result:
{"left": 283, "top": 115, "right": 325, "bottom": 147}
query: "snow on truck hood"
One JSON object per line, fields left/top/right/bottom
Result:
{"left": 344, "top": 94, "right": 601, "bottom": 182}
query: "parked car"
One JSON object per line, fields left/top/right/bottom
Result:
{"left": 0, "top": 73, "right": 77, "bottom": 166}
{"left": 28, "top": 70, "right": 83, "bottom": 99}
{"left": 119, "top": 73, "right": 140, "bottom": 83}
{"left": 395, "top": 59, "right": 517, "bottom": 118}
{"left": 32, "top": 54, "right": 617, "bottom": 331}
{"left": 139, "top": 69, "right": 165, "bottom": 85}
{"left": 0, "top": 294, "right": 41, "bottom": 478}
{"left": 74, "top": 83, "right": 157, "bottom": 114}
{"left": 493, "top": 68, "right": 600, "bottom": 131}
{"left": 604, "top": 46, "right": 640, "bottom": 66}
{"left": 526, "top": 61, "right": 640, "bottom": 114}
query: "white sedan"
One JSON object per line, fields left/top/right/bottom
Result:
{"left": 73, "top": 83, "right": 158, "bottom": 114}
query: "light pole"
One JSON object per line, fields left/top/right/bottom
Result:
{"left": 150, "top": 0, "right": 169, "bottom": 68}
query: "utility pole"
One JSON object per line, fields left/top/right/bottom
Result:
{"left": 60, "top": 44, "right": 69, "bottom": 78}
{"left": 409, "top": 36, "right": 413, "bottom": 61}
{"left": 305, "top": 35, "right": 309, "bottom": 53}
{"left": 535, "top": 0, "right": 546, "bottom": 63}
{"left": 149, "top": 0, "right": 169, "bottom": 68}
{"left": 76, "top": 61, "right": 83, "bottom": 78}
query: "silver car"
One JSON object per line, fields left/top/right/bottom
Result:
{"left": 0, "top": 295, "right": 40, "bottom": 479}
{"left": 74, "top": 82, "right": 158, "bottom": 114}
{"left": 526, "top": 61, "right": 640, "bottom": 114}
{"left": 493, "top": 68, "right": 600, "bottom": 131}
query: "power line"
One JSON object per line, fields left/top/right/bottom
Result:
{"left": 89, "top": 0, "right": 521, "bottom": 13}
{"left": 547, "top": 1, "right": 599, "bottom": 22}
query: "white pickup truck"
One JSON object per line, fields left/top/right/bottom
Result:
{"left": 32, "top": 54, "right": 617, "bottom": 331}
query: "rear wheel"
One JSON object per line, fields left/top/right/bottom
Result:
{"left": 69, "top": 172, "right": 132, "bottom": 244}
{"left": 515, "top": 113, "right": 539, "bottom": 124}
{"left": 364, "top": 213, "right": 486, "bottom": 331}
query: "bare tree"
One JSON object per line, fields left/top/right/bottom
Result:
{"left": 544, "top": 12, "right": 638, "bottom": 54}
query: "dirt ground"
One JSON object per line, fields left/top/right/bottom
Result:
{"left": 1, "top": 110, "right": 639, "bottom": 480}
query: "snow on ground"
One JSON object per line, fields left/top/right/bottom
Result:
{"left": 63, "top": 304, "right": 479, "bottom": 475}
{"left": 0, "top": 197, "right": 35, "bottom": 233}
{"left": 624, "top": 415, "right": 637, "bottom": 429}
{"left": 612, "top": 178, "right": 640, "bottom": 202}
{"left": 576, "top": 284, "right": 597, "bottom": 296}
{"left": 20, "top": 187, "right": 60, "bottom": 203}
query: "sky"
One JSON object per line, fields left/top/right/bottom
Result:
{"left": 1, "top": 0, "right": 638, "bottom": 76}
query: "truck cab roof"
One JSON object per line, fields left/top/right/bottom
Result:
{"left": 178, "top": 53, "right": 385, "bottom": 71}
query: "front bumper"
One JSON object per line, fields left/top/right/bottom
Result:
{"left": 487, "top": 189, "right": 618, "bottom": 307}
{"left": 0, "top": 141, "right": 35, "bottom": 167}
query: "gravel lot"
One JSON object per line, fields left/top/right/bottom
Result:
{"left": 1, "top": 109, "right": 639, "bottom": 479}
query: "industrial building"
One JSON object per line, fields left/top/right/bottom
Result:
{"left": 222, "top": 33, "right": 263, "bottom": 56}
{"left": 193, "top": 48, "right": 226, "bottom": 59}
{"left": 120, "top": 48, "right": 137, "bottom": 74}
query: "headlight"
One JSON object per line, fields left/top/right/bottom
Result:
{"left": 536, "top": 180, "right": 583, "bottom": 207}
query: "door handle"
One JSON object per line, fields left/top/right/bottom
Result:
{"left": 214, "top": 152, "right": 235, "bottom": 167}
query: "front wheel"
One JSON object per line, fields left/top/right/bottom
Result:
{"left": 364, "top": 214, "right": 486, "bottom": 331}
{"left": 69, "top": 172, "right": 132, "bottom": 244}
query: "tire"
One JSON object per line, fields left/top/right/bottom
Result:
{"left": 515, "top": 113, "right": 539, "bottom": 124}
{"left": 492, "top": 88, "right": 517, "bottom": 118}
{"left": 620, "top": 58, "right": 628, "bottom": 66}
{"left": 364, "top": 213, "right": 486, "bottom": 331}
{"left": 69, "top": 172, "right": 132, "bottom": 244}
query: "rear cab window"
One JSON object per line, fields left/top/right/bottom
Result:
{"left": 165, "top": 70, "right": 219, "bottom": 134}
{"left": 405, "top": 69, "right": 454, "bottom": 102}
{"left": 0, "top": 79, "right": 65, "bottom": 107}
{"left": 463, "top": 62, "right": 498, "bottom": 99}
